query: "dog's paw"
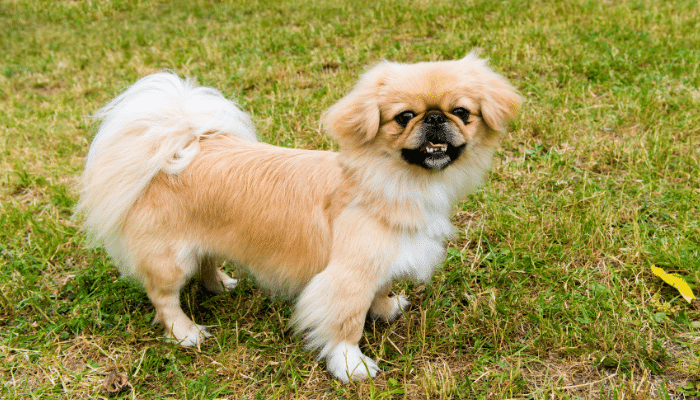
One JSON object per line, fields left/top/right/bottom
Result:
{"left": 386, "top": 294, "right": 409, "bottom": 321}
{"left": 371, "top": 294, "right": 409, "bottom": 322}
{"left": 326, "top": 342, "right": 379, "bottom": 383}
{"left": 204, "top": 271, "right": 238, "bottom": 293}
{"left": 165, "top": 322, "right": 212, "bottom": 347}
{"left": 219, "top": 277, "right": 238, "bottom": 292}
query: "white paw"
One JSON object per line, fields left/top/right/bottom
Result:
{"left": 372, "top": 294, "right": 410, "bottom": 321}
{"left": 326, "top": 342, "right": 379, "bottom": 383}
{"left": 387, "top": 295, "right": 409, "bottom": 321}
{"left": 220, "top": 277, "right": 238, "bottom": 291}
{"left": 205, "top": 274, "right": 238, "bottom": 293}
{"left": 165, "top": 323, "right": 212, "bottom": 347}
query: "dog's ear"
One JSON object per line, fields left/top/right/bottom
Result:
{"left": 323, "top": 63, "right": 389, "bottom": 147}
{"left": 461, "top": 53, "right": 522, "bottom": 133}
{"left": 480, "top": 77, "right": 522, "bottom": 133}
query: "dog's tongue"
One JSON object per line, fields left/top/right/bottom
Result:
{"left": 421, "top": 142, "right": 448, "bottom": 154}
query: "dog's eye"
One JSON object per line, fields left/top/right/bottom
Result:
{"left": 452, "top": 107, "right": 470, "bottom": 123}
{"left": 395, "top": 111, "right": 415, "bottom": 128}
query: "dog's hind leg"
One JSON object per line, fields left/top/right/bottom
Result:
{"left": 200, "top": 256, "right": 238, "bottom": 293}
{"left": 140, "top": 247, "right": 211, "bottom": 347}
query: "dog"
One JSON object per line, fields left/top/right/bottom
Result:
{"left": 77, "top": 52, "right": 521, "bottom": 382}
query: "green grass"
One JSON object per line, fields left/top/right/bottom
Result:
{"left": 1, "top": 0, "right": 699, "bottom": 398}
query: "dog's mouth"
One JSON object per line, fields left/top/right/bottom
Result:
{"left": 422, "top": 141, "right": 448, "bottom": 154}
{"left": 401, "top": 141, "right": 465, "bottom": 171}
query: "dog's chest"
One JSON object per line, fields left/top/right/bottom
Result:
{"left": 389, "top": 213, "right": 455, "bottom": 282}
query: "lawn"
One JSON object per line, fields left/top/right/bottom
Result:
{"left": 1, "top": 0, "right": 698, "bottom": 398}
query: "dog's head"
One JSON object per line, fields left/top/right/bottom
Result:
{"left": 323, "top": 52, "right": 522, "bottom": 171}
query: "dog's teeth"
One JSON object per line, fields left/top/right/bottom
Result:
{"left": 421, "top": 142, "right": 448, "bottom": 154}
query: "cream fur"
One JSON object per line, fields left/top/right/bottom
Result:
{"left": 77, "top": 54, "right": 521, "bottom": 381}
{"left": 77, "top": 73, "right": 256, "bottom": 274}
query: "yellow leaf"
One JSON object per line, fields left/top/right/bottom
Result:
{"left": 651, "top": 265, "right": 696, "bottom": 303}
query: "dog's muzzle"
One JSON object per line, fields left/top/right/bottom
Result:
{"left": 401, "top": 112, "right": 465, "bottom": 170}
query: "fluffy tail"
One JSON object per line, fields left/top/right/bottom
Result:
{"left": 76, "top": 72, "right": 256, "bottom": 272}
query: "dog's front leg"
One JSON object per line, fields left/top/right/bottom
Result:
{"left": 369, "top": 283, "right": 409, "bottom": 322}
{"left": 294, "top": 268, "right": 378, "bottom": 382}
{"left": 290, "top": 209, "right": 399, "bottom": 382}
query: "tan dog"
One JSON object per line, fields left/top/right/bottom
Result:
{"left": 77, "top": 52, "right": 521, "bottom": 382}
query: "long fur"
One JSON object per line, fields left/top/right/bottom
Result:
{"left": 77, "top": 73, "right": 256, "bottom": 273}
{"left": 77, "top": 55, "right": 521, "bottom": 382}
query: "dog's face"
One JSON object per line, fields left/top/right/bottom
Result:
{"left": 323, "top": 53, "right": 521, "bottom": 172}
{"left": 378, "top": 73, "right": 477, "bottom": 171}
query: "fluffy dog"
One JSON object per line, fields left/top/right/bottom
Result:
{"left": 77, "top": 52, "right": 521, "bottom": 382}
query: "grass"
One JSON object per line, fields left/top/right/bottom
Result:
{"left": 1, "top": 0, "right": 699, "bottom": 398}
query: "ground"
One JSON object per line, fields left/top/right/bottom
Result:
{"left": 1, "top": 0, "right": 698, "bottom": 398}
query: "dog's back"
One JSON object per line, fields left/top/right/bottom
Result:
{"left": 126, "top": 135, "right": 342, "bottom": 296}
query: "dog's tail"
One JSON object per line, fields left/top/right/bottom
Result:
{"left": 76, "top": 72, "right": 256, "bottom": 271}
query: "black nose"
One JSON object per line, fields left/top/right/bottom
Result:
{"left": 424, "top": 112, "right": 446, "bottom": 126}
